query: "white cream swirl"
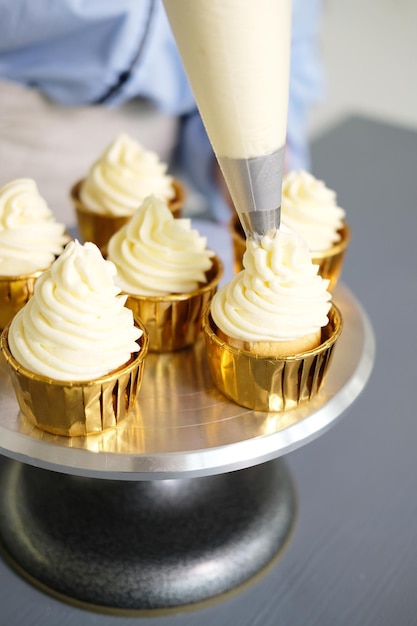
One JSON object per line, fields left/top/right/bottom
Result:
{"left": 8, "top": 240, "right": 142, "bottom": 381}
{"left": 281, "top": 170, "right": 346, "bottom": 252}
{"left": 211, "top": 227, "right": 331, "bottom": 342}
{"left": 79, "top": 133, "right": 175, "bottom": 216}
{"left": 108, "top": 195, "right": 214, "bottom": 296}
{"left": 0, "top": 178, "right": 69, "bottom": 275}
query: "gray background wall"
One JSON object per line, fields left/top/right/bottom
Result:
{"left": 309, "top": 0, "right": 417, "bottom": 138}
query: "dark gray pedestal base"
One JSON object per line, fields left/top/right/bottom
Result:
{"left": 0, "top": 457, "right": 296, "bottom": 614}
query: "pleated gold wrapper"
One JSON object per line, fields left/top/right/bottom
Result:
{"left": 229, "top": 214, "right": 350, "bottom": 291}
{"left": 202, "top": 304, "right": 342, "bottom": 412}
{"left": 0, "top": 320, "right": 149, "bottom": 437}
{"left": 0, "top": 270, "right": 45, "bottom": 331}
{"left": 311, "top": 223, "right": 350, "bottom": 291}
{"left": 125, "top": 255, "right": 224, "bottom": 352}
{"left": 70, "top": 179, "right": 185, "bottom": 253}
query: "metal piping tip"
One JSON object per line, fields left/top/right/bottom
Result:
{"left": 218, "top": 145, "right": 285, "bottom": 240}
{"left": 239, "top": 207, "right": 281, "bottom": 241}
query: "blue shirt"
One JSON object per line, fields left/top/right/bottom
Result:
{"left": 0, "top": 0, "right": 323, "bottom": 221}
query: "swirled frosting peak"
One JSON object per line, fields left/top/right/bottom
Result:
{"left": 0, "top": 178, "right": 69, "bottom": 275}
{"left": 107, "top": 195, "right": 214, "bottom": 296}
{"left": 211, "top": 226, "right": 331, "bottom": 343}
{"left": 281, "top": 170, "right": 345, "bottom": 252}
{"left": 79, "top": 133, "right": 175, "bottom": 216}
{"left": 8, "top": 240, "right": 142, "bottom": 381}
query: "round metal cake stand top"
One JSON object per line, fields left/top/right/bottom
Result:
{"left": 0, "top": 284, "right": 375, "bottom": 613}
{"left": 0, "top": 283, "right": 374, "bottom": 481}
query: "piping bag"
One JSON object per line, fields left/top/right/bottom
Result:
{"left": 162, "top": 0, "right": 291, "bottom": 240}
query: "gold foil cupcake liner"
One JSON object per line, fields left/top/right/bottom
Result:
{"left": 125, "top": 255, "right": 224, "bottom": 352}
{"left": 202, "top": 304, "right": 342, "bottom": 412}
{"left": 167, "top": 178, "right": 185, "bottom": 216}
{"left": 229, "top": 214, "right": 350, "bottom": 291}
{"left": 311, "top": 223, "right": 350, "bottom": 291}
{"left": 70, "top": 178, "right": 185, "bottom": 252}
{"left": 1, "top": 320, "right": 149, "bottom": 437}
{"left": 0, "top": 270, "right": 45, "bottom": 331}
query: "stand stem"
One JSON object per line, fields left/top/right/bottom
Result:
{"left": 0, "top": 456, "right": 296, "bottom": 613}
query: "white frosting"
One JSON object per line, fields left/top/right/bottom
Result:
{"left": 211, "top": 227, "right": 331, "bottom": 342}
{"left": 79, "top": 133, "right": 175, "bottom": 216}
{"left": 8, "top": 240, "right": 142, "bottom": 381}
{"left": 0, "top": 178, "right": 69, "bottom": 275}
{"left": 163, "top": 0, "right": 291, "bottom": 158}
{"left": 108, "top": 195, "right": 214, "bottom": 296}
{"left": 281, "top": 170, "right": 346, "bottom": 252}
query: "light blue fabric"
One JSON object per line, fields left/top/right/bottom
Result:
{"left": 0, "top": 0, "right": 324, "bottom": 222}
{"left": 288, "top": 0, "right": 325, "bottom": 171}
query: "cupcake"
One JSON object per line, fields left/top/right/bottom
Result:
{"left": 0, "top": 178, "right": 69, "bottom": 330}
{"left": 71, "top": 133, "right": 185, "bottom": 252}
{"left": 230, "top": 170, "right": 349, "bottom": 290}
{"left": 202, "top": 227, "right": 342, "bottom": 412}
{"left": 107, "top": 194, "right": 223, "bottom": 352}
{"left": 1, "top": 240, "right": 148, "bottom": 436}
{"left": 281, "top": 170, "right": 349, "bottom": 290}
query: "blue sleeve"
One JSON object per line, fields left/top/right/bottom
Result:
{"left": 177, "top": 111, "right": 232, "bottom": 223}
{"left": 0, "top": 0, "right": 195, "bottom": 113}
{"left": 287, "top": 0, "right": 324, "bottom": 170}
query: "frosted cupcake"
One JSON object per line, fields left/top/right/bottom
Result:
{"left": 230, "top": 171, "right": 349, "bottom": 290}
{"left": 1, "top": 240, "right": 148, "bottom": 436}
{"left": 203, "top": 227, "right": 342, "bottom": 412}
{"left": 71, "top": 133, "right": 185, "bottom": 251}
{"left": 107, "top": 195, "right": 223, "bottom": 352}
{"left": 0, "top": 178, "right": 69, "bottom": 329}
{"left": 281, "top": 170, "right": 349, "bottom": 290}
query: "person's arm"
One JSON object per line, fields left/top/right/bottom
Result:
{"left": 286, "top": 0, "right": 324, "bottom": 170}
{"left": 175, "top": 111, "right": 232, "bottom": 223}
{"left": 0, "top": 0, "right": 324, "bottom": 221}
{"left": 0, "top": 0, "right": 195, "bottom": 113}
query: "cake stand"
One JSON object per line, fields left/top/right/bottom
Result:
{"left": 0, "top": 282, "right": 375, "bottom": 615}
